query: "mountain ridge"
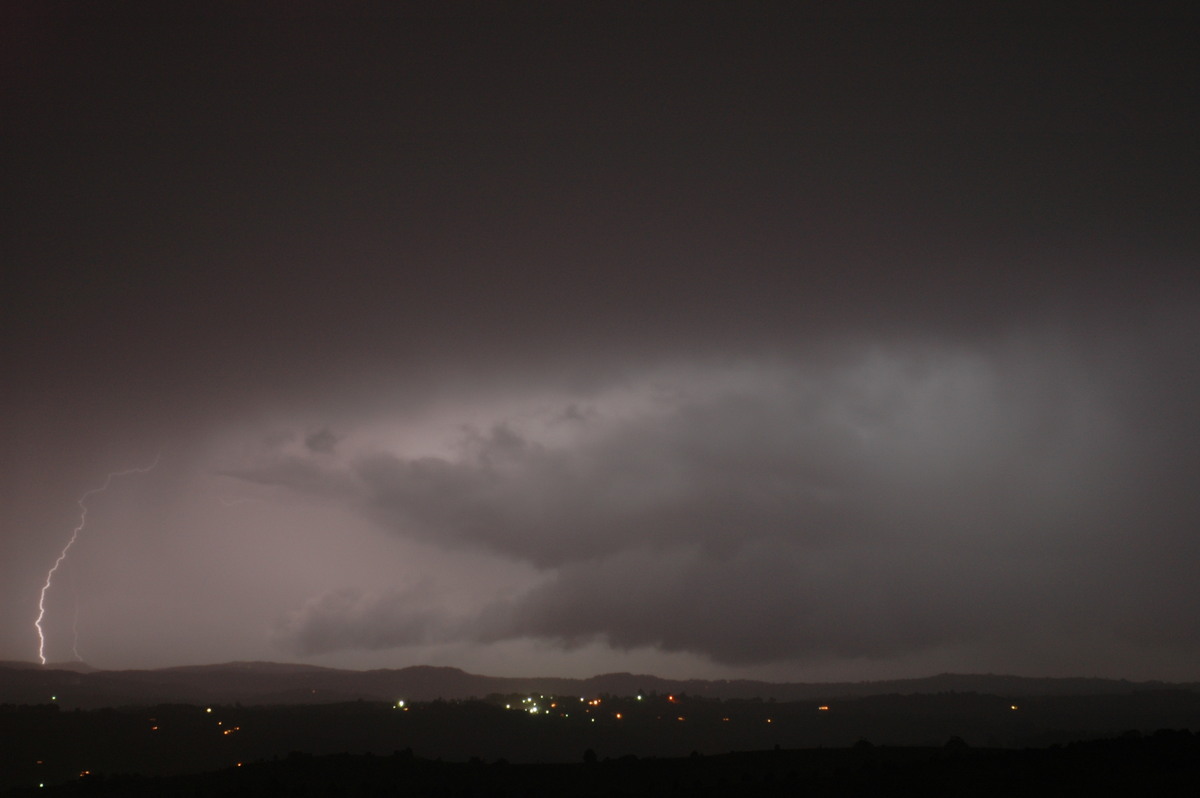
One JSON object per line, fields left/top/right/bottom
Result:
{"left": 1, "top": 660, "right": 1195, "bottom": 709}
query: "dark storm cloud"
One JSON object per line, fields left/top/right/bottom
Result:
{"left": 273, "top": 587, "right": 449, "bottom": 655}
{"left": 243, "top": 344, "right": 1118, "bottom": 564}
{"left": 305, "top": 428, "right": 339, "bottom": 455}
{"left": 259, "top": 328, "right": 1200, "bottom": 665}
{"left": 220, "top": 456, "right": 353, "bottom": 499}
{"left": 278, "top": 541, "right": 992, "bottom": 663}
{"left": 474, "top": 544, "right": 993, "bottom": 664}
{"left": 349, "top": 407, "right": 859, "bottom": 567}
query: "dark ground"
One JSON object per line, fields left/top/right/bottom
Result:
{"left": 4, "top": 691, "right": 1200, "bottom": 795}
{"left": 6, "top": 732, "right": 1200, "bottom": 797}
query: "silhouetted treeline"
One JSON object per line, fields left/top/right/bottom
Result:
{"left": 6, "top": 730, "right": 1199, "bottom": 797}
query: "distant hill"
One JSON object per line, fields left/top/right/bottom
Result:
{"left": 0, "top": 661, "right": 1196, "bottom": 710}
{"left": 0, "top": 660, "right": 96, "bottom": 673}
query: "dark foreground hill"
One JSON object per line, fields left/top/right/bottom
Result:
{"left": 2, "top": 660, "right": 1195, "bottom": 709}
{"left": 7, "top": 731, "right": 1200, "bottom": 798}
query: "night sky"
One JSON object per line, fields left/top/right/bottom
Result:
{"left": 4, "top": 5, "right": 1199, "bottom": 682}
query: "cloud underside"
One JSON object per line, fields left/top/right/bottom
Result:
{"left": 249, "top": 335, "right": 1200, "bottom": 666}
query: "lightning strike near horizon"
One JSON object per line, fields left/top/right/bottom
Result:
{"left": 35, "top": 456, "right": 160, "bottom": 666}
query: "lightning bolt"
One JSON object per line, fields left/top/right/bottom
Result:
{"left": 35, "top": 455, "right": 160, "bottom": 666}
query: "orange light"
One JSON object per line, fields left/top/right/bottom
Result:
{"left": 615, "top": 713, "right": 622, "bottom": 719}
{"left": 818, "top": 706, "right": 829, "bottom": 711}
{"left": 1010, "top": 705, "right": 1019, "bottom": 710}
